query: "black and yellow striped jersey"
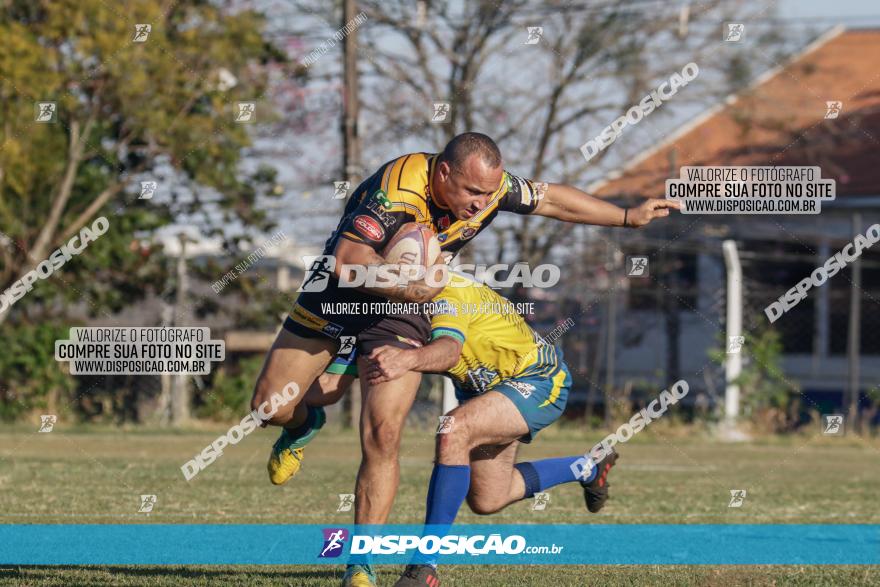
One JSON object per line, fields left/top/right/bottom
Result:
{"left": 323, "top": 152, "right": 542, "bottom": 257}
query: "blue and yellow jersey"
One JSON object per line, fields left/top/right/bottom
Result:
{"left": 428, "top": 274, "right": 559, "bottom": 394}
{"left": 324, "top": 153, "right": 543, "bottom": 257}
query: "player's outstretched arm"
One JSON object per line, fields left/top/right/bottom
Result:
{"left": 533, "top": 183, "right": 682, "bottom": 227}
{"left": 334, "top": 238, "right": 444, "bottom": 303}
{"left": 365, "top": 337, "right": 463, "bottom": 385}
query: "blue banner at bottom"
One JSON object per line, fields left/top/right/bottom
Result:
{"left": 0, "top": 525, "right": 877, "bottom": 565}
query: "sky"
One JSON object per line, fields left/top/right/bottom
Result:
{"left": 779, "top": 0, "right": 880, "bottom": 24}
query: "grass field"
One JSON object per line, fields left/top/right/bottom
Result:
{"left": 1, "top": 424, "right": 879, "bottom": 586}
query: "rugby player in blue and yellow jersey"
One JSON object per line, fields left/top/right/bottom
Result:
{"left": 250, "top": 133, "right": 676, "bottom": 587}
{"left": 364, "top": 274, "right": 618, "bottom": 586}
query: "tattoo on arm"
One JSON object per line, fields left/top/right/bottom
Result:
{"left": 395, "top": 283, "right": 435, "bottom": 303}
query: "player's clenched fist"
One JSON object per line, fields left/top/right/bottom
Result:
{"left": 626, "top": 199, "right": 682, "bottom": 228}
{"left": 366, "top": 345, "right": 415, "bottom": 384}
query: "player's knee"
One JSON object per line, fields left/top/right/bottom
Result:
{"left": 250, "top": 374, "right": 298, "bottom": 422}
{"left": 435, "top": 419, "right": 471, "bottom": 459}
{"left": 466, "top": 493, "right": 503, "bottom": 516}
{"left": 362, "top": 420, "right": 402, "bottom": 460}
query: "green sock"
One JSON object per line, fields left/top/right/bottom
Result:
{"left": 282, "top": 405, "right": 326, "bottom": 450}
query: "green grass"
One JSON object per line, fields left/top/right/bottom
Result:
{"left": 1, "top": 425, "right": 879, "bottom": 585}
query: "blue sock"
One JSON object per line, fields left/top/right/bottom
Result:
{"left": 514, "top": 456, "right": 595, "bottom": 499}
{"left": 415, "top": 464, "right": 470, "bottom": 566}
{"left": 347, "top": 522, "right": 373, "bottom": 569}
{"left": 425, "top": 464, "right": 471, "bottom": 526}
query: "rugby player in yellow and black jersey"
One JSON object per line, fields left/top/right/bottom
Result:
{"left": 284, "top": 146, "right": 545, "bottom": 342}
{"left": 248, "top": 133, "right": 679, "bottom": 587}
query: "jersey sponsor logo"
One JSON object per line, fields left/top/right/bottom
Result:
{"left": 438, "top": 233, "right": 448, "bottom": 242}
{"left": 466, "top": 366, "right": 498, "bottom": 393}
{"left": 437, "top": 215, "right": 451, "bottom": 231}
{"left": 353, "top": 215, "right": 385, "bottom": 242}
{"left": 373, "top": 189, "right": 392, "bottom": 209}
{"left": 365, "top": 197, "right": 398, "bottom": 228}
{"left": 321, "top": 322, "right": 344, "bottom": 338}
{"left": 290, "top": 303, "right": 344, "bottom": 339}
{"left": 507, "top": 380, "right": 536, "bottom": 399}
{"left": 461, "top": 225, "right": 478, "bottom": 240}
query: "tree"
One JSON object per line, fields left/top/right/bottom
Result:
{"left": 0, "top": 0, "right": 287, "bottom": 421}
{"left": 351, "top": 0, "right": 757, "bottom": 265}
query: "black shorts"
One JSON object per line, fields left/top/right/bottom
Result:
{"left": 283, "top": 289, "right": 385, "bottom": 341}
{"left": 288, "top": 306, "right": 431, "bottom": 376}
{"left": 284, "top": 292, "right": 431, "bottom": 354}
{"left": 358, "top": 309, "right": 431, "bottom": 354}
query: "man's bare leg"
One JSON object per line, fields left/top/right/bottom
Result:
{"left": 466, "top": 441, "right": 525, "bottom": 514}
{"left": 306, "top": 372, "right": 355, "bottom": 407}
{"left": 250, "top": 328, "right": 336, "bottom": 426}
{"left": 251, "top": 328, "right": 338, "bottom": 485}
{"left": 420, "top": 389, "right": 604, "bottom": 526}
{"left": 354, "top": 355, "right": 422, "bottom": 525}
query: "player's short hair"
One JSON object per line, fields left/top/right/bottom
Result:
{"left": 439, "top": 132, "right": 502, "bottom": 170}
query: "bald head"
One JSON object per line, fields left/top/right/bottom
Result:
{"left": 438, "top": 132, "right": 502, "bottom": 171}
{"left": 432, "top": 133, "right": 504, "bottom": 221}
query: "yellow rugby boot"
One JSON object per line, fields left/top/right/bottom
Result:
{"left": 267, "top": 440, "right": 304, "bottom": 485}
{"left": 342, "top": 564, "right": 377, "bottom": 587}
{"left": 266, "top": 406, "right": 325, "bottom": 485}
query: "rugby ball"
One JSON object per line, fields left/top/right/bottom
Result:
{"left": 382, "top": 222, "right": 441, "bottom": 270}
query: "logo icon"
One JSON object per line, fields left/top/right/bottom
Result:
{"left": 627, "top": 256, "right": 649, "bottom": 277}
{"left": 139, "top": 181, "right": 158, "bottom": 200}
{"left": 824, "top": 101, "right": 843, "bottom": 119}
{"left": 532, "top": 492, "right": 550, "bottom": 510}
{"left": 437, "top": 215, "right": 451, "bottom": 231}
{"left": 431, "top": 102, "right": 451, "bottom": 123}
{"left": 38, "top": 415, "right": 57, "bottom": 433}
{"left": 437, "top": 415, "right": 455, "bottom": 434}
{"left": 338, "top": 336, "right": 356, "bottom": 356}
{"left": 337, "top": 494, "right": 354, "bottom": 512}
{"left": 724, "top": 23, "right": 744, "bottom": 42}
{"left": 525, "top": 27, "right": 543, "bottom": 45}
{"left": 133, "top": 24, "right": 152, "bottom": 42}
{"left": 373, "top": 190, "right": 392, "bottom": 209}
{"left": 319, "top": 528, "right": 349, "bottom": 558}
{"left": 138, "top": 494, "right": 157, "bottom": 513}
{"left": 822, "top": 414, "right": 844, "bottom": 436}
{"left": 235, "top": 102, "right": 256, "bottom": 123}
{"left": 35, "top": 102, "right": 57, "bottom": 123}
{"left": 333, "top": 181, "right": 350, "bottom": 200}
{"left": 727, "top": 335, "right": 745, "bottom": 354}
{"left": 298, "top": 255, "right": 337, "bottom": 292}
{"left": 728, "top": 489, "right": 746, "bottom": 508}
